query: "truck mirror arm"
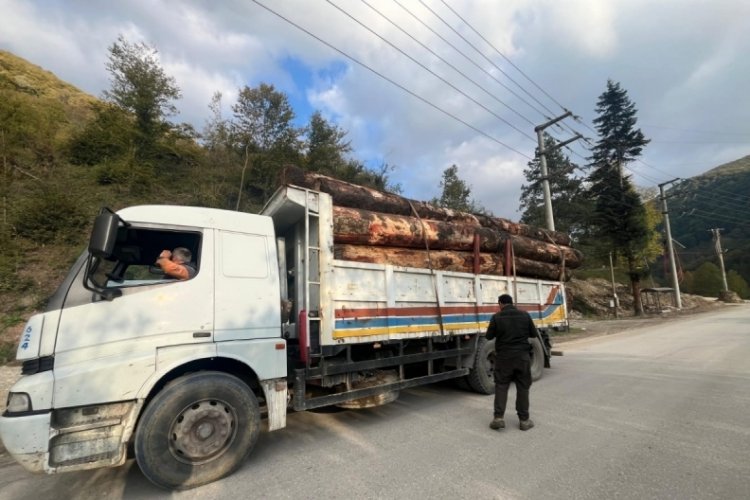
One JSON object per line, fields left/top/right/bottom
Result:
{"left": 81, "top": 254, "right": 122, "bottom": 301}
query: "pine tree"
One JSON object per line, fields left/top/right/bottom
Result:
{"left": 431, "top": 165, "right": 484, "bottom": 213}
{"left": 519, "top": 133, "right": 588, "bottom": 237}
{"left": 588, "top": 80, "right": 652, "bottom": 315}
{"left": 305, "top": 111, "right": 351, "bottom": 174}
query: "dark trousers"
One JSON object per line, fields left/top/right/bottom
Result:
{"left": 493, "top": 356, "right": 531, "bottom": 420}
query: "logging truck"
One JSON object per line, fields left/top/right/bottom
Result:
{"left": 0, "top": 184, "right": 568, "bottom": 490}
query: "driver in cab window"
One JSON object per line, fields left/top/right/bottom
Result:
{"left": 156, "top": 247, "right": 196, "bottom": 280}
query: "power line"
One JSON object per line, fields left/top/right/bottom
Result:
{"left": 648, "top": 139, "right": 750, "bottom": 144}
{"left": 389, "top": 0, "right": 548, "bottom": 120}
{"left": 358, "top": 0, "right": 537, "bottom": 127}
{"left": 642, "top": 124, "right": 750, "bottom": 137}
{"left": 674, "top": 178, "right": 750, "bottom": 202}
{"left": 431, "top": 0, "right": 562, "bottom": 116}
{"left": 672, "top": 191, "right": 750, "bottom": 216}
{"left": 325, "top": 0, "right": 536, "bottom": 142}
{"left": 251, "top": 0, "right": 533, "bottom": 159}
{"left": 426, "top": 1, "right": 592, "bottom": 142}
{"left": 679, "top": 208, "right": 750, "bottom": 228}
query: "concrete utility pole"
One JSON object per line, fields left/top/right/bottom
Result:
{"left": 658, "top": 179, "right": 682, "bottom": 309}
{"left": 534, "top": 111, "right": 583, "bottom": 232}
{"left": 609, "top": 251, "right": 619, "bottom": 318}
{"left": 710, "top": 228, "right": 729, "bottom": 292}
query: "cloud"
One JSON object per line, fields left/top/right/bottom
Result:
{"left": 1, "top": 0, "right": 748, "bottom": 224}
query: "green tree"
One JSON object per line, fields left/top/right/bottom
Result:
{"left": 636, "top": 187, "right": 664, "bottom": 263}
{"left": 685, "top": 261, "right": 724, "bottom": 297}
{"left": 305, "top": 111, "right": 351, "bottom": 174}
{"left": 336, "top": 159, "right": 402, "bottom": 193}
{"left": 203, "top": 91, "right": 231, "bottom": 152}
{"left": 231, "top": 83, "right": 302, "bottom": 206}
{"left": 103, "top": 35, "right": 181, "bottom": 155}
{"left": 67, "top": 103, "right": 134, "bottom": 167}
{"left": 304, "top": 113, "right": 401, "bottom": 193}
{"left": 727, "top": 270, "right": 750, "bottom": 299}
{"left": 194, "top": 91, "right": 240, "bottom": 209}
{"left": 587, "top": 80, "right": 652, "bottom": 315}
{"left": 431, "top": 165, "right": 483, "bottom": 212}
{"left": 519, "top": 133, "right": 588, "bottom": 237}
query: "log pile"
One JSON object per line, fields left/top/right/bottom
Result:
{"left": 280, "top": 166, "right": 583, "bottom": 281}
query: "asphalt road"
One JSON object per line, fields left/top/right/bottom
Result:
{"left": 1, "top": 305, "right": 749, "bottom": 499}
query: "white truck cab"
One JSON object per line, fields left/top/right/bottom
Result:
{"left": 1, "top": 205, "right": 289, "bottom": 486}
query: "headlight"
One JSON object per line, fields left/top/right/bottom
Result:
{"left": 6, "top": 393, "right": 32, "bottom": 413}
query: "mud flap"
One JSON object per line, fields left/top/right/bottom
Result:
{"left": 261, "top": 378, "right": 288, "bottom": 431}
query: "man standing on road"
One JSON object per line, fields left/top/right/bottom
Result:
{"left": 486, "top": 294, "right": 538, "bottom": 431}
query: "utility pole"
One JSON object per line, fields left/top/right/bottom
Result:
{"left": 658, "top": 179, "right": 682, "bottom": 309}
{"left": 609, "top": 251, "right": 619, "bottom": 318}
{"left": 710, "top": 228, "right": 729, "bottom": 292}
{"left": 534, "top": 111, "right": 582, "bottom": 231}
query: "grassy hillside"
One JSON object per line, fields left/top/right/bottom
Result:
{"left": 0, "top": 50, "right": 97, "bottom": 136}
{"left": 0, "top": 52, "right": 211, "bottom": 362}
{"left": 662, "top": 155, "right": 750, "bottom": 296}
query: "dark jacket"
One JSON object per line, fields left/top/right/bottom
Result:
{"left": 486, "top": 304, "right": 539, "bottom": 360}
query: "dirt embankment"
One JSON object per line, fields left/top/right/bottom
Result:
{"left": 556, "top": 278, "right": 732, "bottom": 344}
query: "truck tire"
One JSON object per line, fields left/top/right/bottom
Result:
{"left": 134, "top": 371, "right": 260, "bottom": 490}
{"left": 466, "top": 337, "right": 495, "bottom": 395}
{"left": 529, "top": 338, "right": 544, "bottom": 381}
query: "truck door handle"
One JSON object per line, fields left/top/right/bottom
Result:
{"left": 193, "top": 331, "right": 211, "bottom": 338}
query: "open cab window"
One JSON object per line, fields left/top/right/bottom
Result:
{"left": 87, "top": 225, "right": 201, "bottom": 290}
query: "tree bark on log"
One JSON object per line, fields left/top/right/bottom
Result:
{"left": 281, "top": 165, "right": 572, "bottom": 246}
{"left": 334, "top": 244, "right": 571, "bottom": 281}
{"left": 332, "top": 206, "right": 583, "bottom": 268}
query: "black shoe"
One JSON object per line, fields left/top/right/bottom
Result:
{"left": 519, "top": 419, "right": 535, "bottom": 431}
{"left": 489, "top": 417, "right": 505, "bottom": 430}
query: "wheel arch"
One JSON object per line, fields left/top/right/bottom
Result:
{"left": 141, "top": 357, "right": 262, "bottom": 408}
{"left": 129, "top": 357, "right": 262, "bottom": 444}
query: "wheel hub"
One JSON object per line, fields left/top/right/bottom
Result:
{"left": 169, "top": 400, "right": 237, "bottom": 464}
{"left": 485, "top": 351, "right": 496, "bottom": 377}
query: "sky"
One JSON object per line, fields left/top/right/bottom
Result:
{"left": 2, "top": 0, "right": 749, "bottom": 219}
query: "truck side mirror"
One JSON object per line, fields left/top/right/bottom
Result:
{"left": 89, "top": 211, "right": 120, "bottom": 258}
{"left": 89, "top": 211, "right": 120, "bottom": 259}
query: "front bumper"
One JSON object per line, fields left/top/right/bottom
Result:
{"left": 0, "top": 411, "right": 51, "bottom": 473}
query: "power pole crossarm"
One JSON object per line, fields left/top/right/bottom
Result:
{"left": 534, "top": 112, "right": 581, "bottom": 232}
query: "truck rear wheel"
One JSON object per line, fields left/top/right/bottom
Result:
{"left": 135, "top": 371, "right": 260, "bottom": 490}
{"left": 529, "top": 338, "right": 544, "bottom": 381}
{"left": 466, "top": 337, "right": 495, "bottom": 395}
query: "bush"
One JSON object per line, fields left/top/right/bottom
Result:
{"left": 12, "top": 187, "right": 89, "bottom": 244}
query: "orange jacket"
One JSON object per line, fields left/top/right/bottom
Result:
{"left": 157, "top": 257, "right": 190, "bottom": 280}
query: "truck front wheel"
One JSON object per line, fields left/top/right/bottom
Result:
{"left": 134, "top": 371, "right": 260, "bottom": 490}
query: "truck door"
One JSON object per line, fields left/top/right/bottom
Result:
{"left": 51, "top": 227, "right": 214, "bottom": 408}
{"left": 214, "top": 230, "right": 281, "bottom": 341}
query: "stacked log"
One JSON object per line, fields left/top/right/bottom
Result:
{"left": 334, "top": 245, "right": 571, "bottom": 281}
{"left": 280, "top": 165, "right": 582, "bottom": 281}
